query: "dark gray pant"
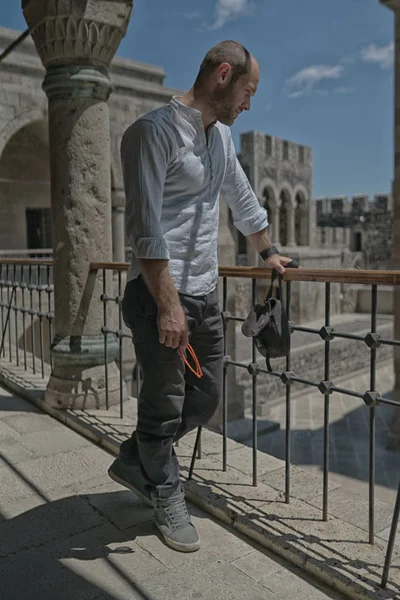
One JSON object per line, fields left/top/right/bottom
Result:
{"left": 120, "top": 276, "right": 224, "bottom": 497}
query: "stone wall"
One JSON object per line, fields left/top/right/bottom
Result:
{"left": 238, "top": 131, "right": 313, "bottom": 250}
{"left": 239, "top": 132, "right": 312, "bottom": 199}
{"left": 315, "top": 194, "right": 393, "bottom": 270}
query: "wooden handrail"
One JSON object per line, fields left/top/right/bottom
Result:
{"left": 0, "top": 258, "right": 53, "bottom": 266}
{"left": 89, "top": 262, "right": 400, "bottom": 286}
{"left": 219, "top": 267, "right": 400, "bottom": 286}
{"left": 0, "top": 249, "right": 53, "bottom": 256}
{"left": 1, "top": 258, "right": 398, "bottom": 286}
{"left": 90, "top": 261, "right": 129, "bottom": 271}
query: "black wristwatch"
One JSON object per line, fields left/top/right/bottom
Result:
{"left": 259, "top": 244, "right": 280, "bottom": 261}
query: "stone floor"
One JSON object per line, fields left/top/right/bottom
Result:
{"left": 0, "top": 385, "right": 343, "bottom": 600}
{"left": 256, "top": 363, "right": 400, "bottom": 505}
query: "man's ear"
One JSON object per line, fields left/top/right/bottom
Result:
{"left": 215, "top": 62, "right": 232, "bottom": 85}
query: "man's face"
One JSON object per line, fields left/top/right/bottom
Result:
{"left": 212, "top": 57, "right": 259, "bottom": 126}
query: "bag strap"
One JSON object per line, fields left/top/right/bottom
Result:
{"left": 266, "top": 356, "right": 273, "bottom": 372}
{"left": 266, "top": 269, "right": 276, "bottom": 301}
{"left": 277, "top": 272, "right": 283, "bottom": 301}
{"left": 266, "top": 269, "right": 283, "bottom": 302}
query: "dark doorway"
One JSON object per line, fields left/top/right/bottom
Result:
{"left": 354, "top": 231, "right": 362, "bottom": 252}
{"left": 26, "top": 208, "right": 52, "bottom": 249}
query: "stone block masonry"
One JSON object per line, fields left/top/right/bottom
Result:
{"left": 315, "top": 194, "right": 394, "bottom": 270}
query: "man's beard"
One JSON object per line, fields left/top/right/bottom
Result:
{"left": 208, "top": 83, "right": 237, "bottom": 125}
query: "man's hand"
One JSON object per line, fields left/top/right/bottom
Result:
{"left": 139, "top": 259, "right": 189, "bottom": 349}
{"left": 264, "top": 254, "right": 293, "bottom": 275}
{"left": 157, "top": 303, "right": 189, "bottom": 349}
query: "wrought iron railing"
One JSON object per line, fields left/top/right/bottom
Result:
{"left": 0, "top": 259, "right": 54, "bottom": 378}
{"left": 91, "top": 261, "right": 400, "bottom": 590}
{"left": 1, "top": 257, "right": 400, "bottom": 587}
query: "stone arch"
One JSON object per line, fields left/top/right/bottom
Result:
{"left": 0, "top": 108, "right": 47, "bottom": 160}
{"left": 224, "top": 199, "right": 247, "bottom": 262}
{"left": 293, "top": 184, "right": 309, "bottom": 246}
{"left": 0, "top": 117, "right": 50, "bottom": 250}
{"left": 257, "top": 178, "right": 279, "bottom": 205}
{"left": 278, "top": 186, "right": 293, "bottom": 247}
{"left": 259, "top": 179, "right": 279, "bottom": 243}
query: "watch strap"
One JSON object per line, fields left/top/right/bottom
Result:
{"left": 259, "top": 244, "right": 280, "bottom": 261}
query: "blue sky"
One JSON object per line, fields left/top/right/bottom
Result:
{"left": 0, "top": 0, "right": 395, "bottom": 198}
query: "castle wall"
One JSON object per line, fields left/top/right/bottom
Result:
{"left": 315, "top": 194, "right": 393, "bottom": 270}
{"left": 238, "top": 131, "right": 313, "bottom": 251}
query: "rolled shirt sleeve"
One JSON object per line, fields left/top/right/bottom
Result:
{"left": 221, "top": 131, "right": 269, "bottom": 236}
{"left": 121, "top": 119, "right": 170, "bottom": 260}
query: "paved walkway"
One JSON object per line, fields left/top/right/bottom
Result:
{"left": 0, "top": 385, "right": 343, "bottom": 600}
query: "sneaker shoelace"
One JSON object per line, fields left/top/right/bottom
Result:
{"left": 159, "top": 494, "right": 191, "bottom": 527}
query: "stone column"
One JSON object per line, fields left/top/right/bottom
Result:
{"left": 22, "top": 1, "right": 133, "bottom": 409}
{"left": 112, "top": 189, "right": 126, "bottom": 263}
{"left": 270, "top": 206, "right": 280, "bottom": 245}
{"left": 380, "top": 0, "right": 400, "bottom": 448}
{"left": 286, "top": 201, "right": 296, "bottom": 247}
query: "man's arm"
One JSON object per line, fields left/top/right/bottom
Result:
{"left": 139, "top": 259, "right": 188, "bottom": 349}
{"left": 247, "top": 228, "right": 293, "bottom": 274}
{"left": 221, "top": 130, "right": 292, "bottom": 274}
{"left": 121, "top": 120, "right": 188, "bottom": 348}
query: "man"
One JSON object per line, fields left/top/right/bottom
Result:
{"left": 109, "top": 40, "right": 293, "bottom": 553}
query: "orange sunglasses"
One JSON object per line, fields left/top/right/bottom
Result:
{"left": 178, "top": 344, "right": 203, "bottom": 379}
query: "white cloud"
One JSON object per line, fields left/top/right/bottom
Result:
{"left": 286, "top": 65, "right": 344, "bottom": 98}
{"left": 361, "top": 42, "right": 394, "bottom": 69}
{"left": 209, "top": 0, "right": 254, "bottom": 30}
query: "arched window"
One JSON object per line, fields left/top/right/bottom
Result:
{"left": 279, "top": 191, "right": 290, "bottom": 246}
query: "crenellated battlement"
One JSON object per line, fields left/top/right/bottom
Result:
{"left": 315, "top": 193, "right": 393, "bottom": 227}
{"left": 314, "top": 193, "right": 393, "bottom": 269}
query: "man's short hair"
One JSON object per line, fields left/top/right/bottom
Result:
{"left": 194, "top": 40, "right": 252, "bottom": 89}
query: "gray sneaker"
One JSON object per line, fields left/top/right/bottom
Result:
{"left": 152, "top": 489, "right": 200, "bottom": 552}
{"left": 108, "top": 457, "right": 152, "bottom": 507}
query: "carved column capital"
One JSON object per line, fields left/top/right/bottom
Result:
{"left": 42, "top": 64, "right": 113, "bottom": 101}
{"left": 23, "top": 0, "right": 133, "bottom": 68}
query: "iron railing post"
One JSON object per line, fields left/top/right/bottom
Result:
{"left": 323, "top": 282, "right": 331, "bottom": 521}
{"left": 38, "top": 265, "right": 45, "bottom": 378}
{"left": 369, "top": 284, "right": 378, "bottom": 544}
{"left": 251, "top": 277, "right": 258, "bottom": 486}
{"left": 285, "top": 280, "right": 292, "bottom": 503}
{"left": 118, "top": 270, "right": 124, "bottom": 419}
{"left": 102, "top": 268, "right": 109, "bottom": 411}
{"left": 0, "top": 265, "right": 4, "bottom": 358}
{"left": 222, "top": 275, "right": 228, "bottom": 472}
{"left": 381, "top": 478, "right": 400, "bottom": 588}
{"left": 28, "top": 264, "right": 36, "bottom": 375}
{"left": 13, "top": 265, "right": 19, "bottom": 368}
